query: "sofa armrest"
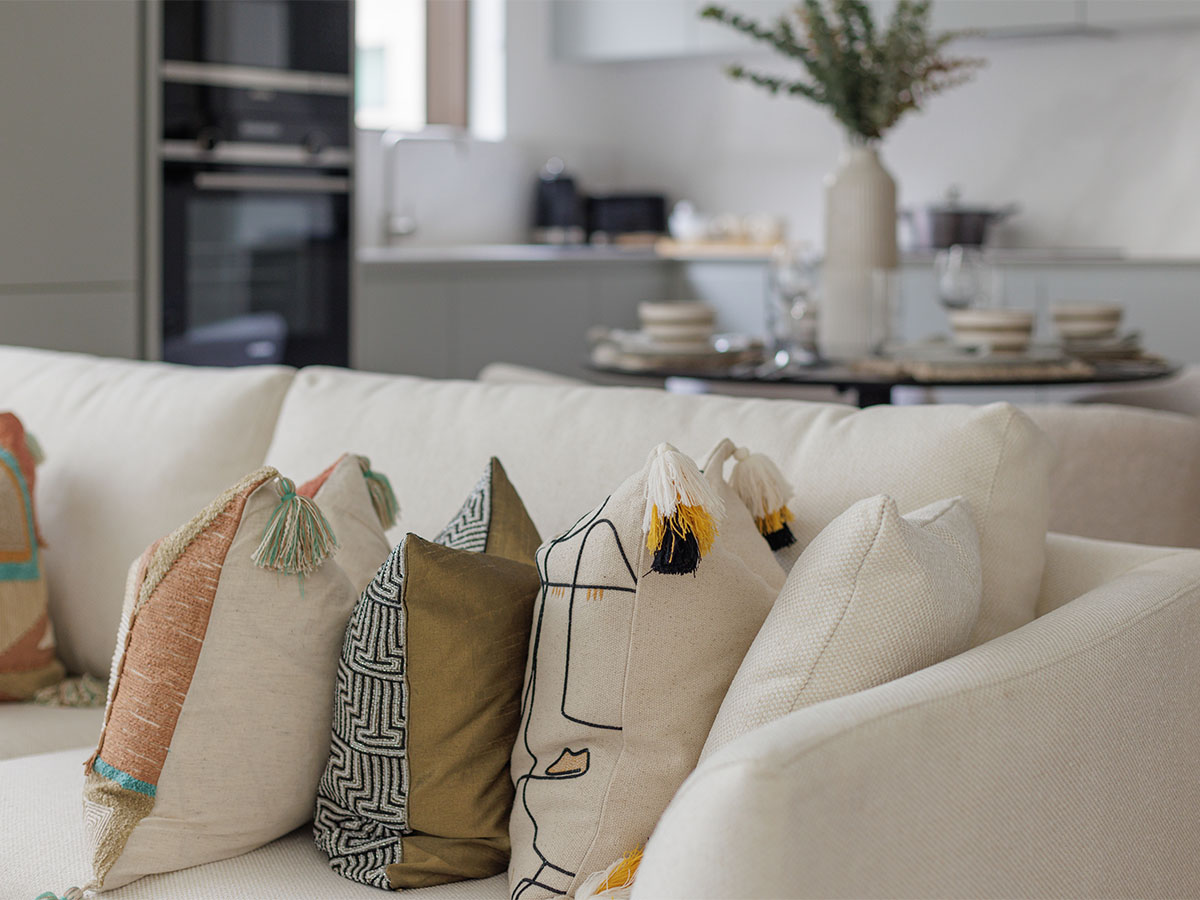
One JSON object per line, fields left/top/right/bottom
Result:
{"left": 635, "top": 542, "right": 1200, "bottom": 899}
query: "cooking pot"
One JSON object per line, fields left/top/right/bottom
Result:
{"left": 901, "top": 187, "right": 1018, "bottom": 249}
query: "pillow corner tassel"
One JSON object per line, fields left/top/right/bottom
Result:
{"left": 357, "top": 456, "right": 400, "bottom": 529}
{"left": 252, "top": 476, "right": 339, "bottom": 576}
{"left": 731, "top": 447, "right": 797, "bottom": 551}
{"left": 643, "top": 443, "right": 724, "bottom": 576}
{"left": 576, "top": 848, "right": 644, "bottom": 900}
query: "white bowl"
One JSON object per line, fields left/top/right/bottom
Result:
{"left": 638, "top": 301, "right": 716, "bottom": 326}
{"left": 949, "top": 309, "right": 1034, "bottom": 352}
{"left": 641, "top": 322, "right": 716, "bottom": 343}
{"left": 1052, "top": 303, "right": 1123, "bottom": 340}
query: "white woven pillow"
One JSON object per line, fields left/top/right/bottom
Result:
{"left": 703, "top": 495, "right": 982, "bottom": 760}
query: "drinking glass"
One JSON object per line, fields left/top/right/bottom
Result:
{"left": 766, "top": 243, "right": 821, "bottom": 370}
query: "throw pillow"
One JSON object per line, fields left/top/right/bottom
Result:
{"left": 508, "top": 443, "right": 784, "bottom": 900}
{"left": 702, "top": 495, "right": 982, "bottom": 761}
{"left": 314, "top": 457, "right": 542, "bottom": 890}
{"left": 0, "top": 412, "right": 63, "bottom": 700}
{"left": 79, "top": 455, "right": 390, "bottom": 891}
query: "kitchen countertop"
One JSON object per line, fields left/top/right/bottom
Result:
{"left": 358, "top": 243, "right": 1200, "bottom": 267}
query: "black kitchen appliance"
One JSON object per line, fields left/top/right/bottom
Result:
{"left": 157, "top": 0, "right": 352, "bottom": 367}
{"left": 532, "top": 158, "right": 585, "bottom": 245}
{"left": 586, "top": 193, "right": 667, "bottom": 245}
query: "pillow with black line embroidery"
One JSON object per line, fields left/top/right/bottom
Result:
{"left": 507, "top": 442, "right": 785, "bottom": 900}
{"left": 69, "top": 453, "right": 392, "bottom": 894}
{"left": 313, "top": 456, "right": 542, "bottom": 890}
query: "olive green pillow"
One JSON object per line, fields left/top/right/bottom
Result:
{"left": 314, "top": 458, "right": 541, "bottom": 889}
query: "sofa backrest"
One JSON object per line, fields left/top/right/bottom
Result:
{"left": 264, "top": 367, "right": 1053, "bottom": 646}
{"left": 1023, "top": 404, "right": 1200, "bottom": 550}
{"left": 0, "top": 346, "right": 294, "bottom": 676}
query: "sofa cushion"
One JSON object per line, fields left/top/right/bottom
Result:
{"left": 702, "top": 495, "right": 982, "bottom": 761}
{"left": 3, "top": 747, "right": 505, "bottom": 899}
{"left": 0, "top": 704, "right": 104, "bottom": 760}
{"left": 265, "top": 370, "right": 1053, "bottom": 645}
{"left": 84, "top": 467, "right": 364, "bottom": 890}
{"left": 0, "top": 346, "right": 294, "bottom": 676}
{"left": 508, "top": 443, "right": 783, "bottom": 899}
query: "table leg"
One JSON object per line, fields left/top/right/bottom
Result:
{"left": 855, "top": 384, "right": 893, "bottom": 407}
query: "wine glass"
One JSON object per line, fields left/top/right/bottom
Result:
{"left": 764, "top": 243, "right": 820, "bottom": 373}
{"left": 935, "top": 245, "right": 986, "bottom": 310}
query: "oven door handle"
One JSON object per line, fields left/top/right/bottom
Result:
{"left": 192, "top": 172, "right": 350, "bottom": 193}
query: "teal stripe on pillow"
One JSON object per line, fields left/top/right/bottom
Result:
{"left": 93, "top": 757, "right": 157, "bottom": 797}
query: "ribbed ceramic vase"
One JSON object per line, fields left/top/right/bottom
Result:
{"left": 819, "top": 140, "right": 899, "bottom": 359}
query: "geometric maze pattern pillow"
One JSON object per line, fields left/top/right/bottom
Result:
{"left": 315, "top": 457, "right": 542, "bottom": 890}
{"left": 0, "top": 411, "right": 62, "bottom": 700}
{"left": 508, "top": 443, "right": 784, "bottom": 899}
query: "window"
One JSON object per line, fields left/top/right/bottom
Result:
{"left": 355, "top": 0, "right": 505, "bottom": 139}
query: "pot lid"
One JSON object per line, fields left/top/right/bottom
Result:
{"left": 911, "top": 185, "right": 1018, "bottom": 218}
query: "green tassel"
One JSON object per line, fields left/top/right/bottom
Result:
{"left": 25, "top": 430, "right": 45, "bottom": 466}
{"left": 359, "top": 457, "right": 400, "bottom": 529}
{"left": 251, "top": 477, "right": 338, "bottom": 576}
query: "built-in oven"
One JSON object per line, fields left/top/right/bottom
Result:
{"left": 156, "top": 0, "right": 352, "bottom": 367}
{"left": 161, "top": 160, "right": 350, "bottom": 367}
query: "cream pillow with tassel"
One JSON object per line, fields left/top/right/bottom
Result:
{"left": 508, "top": 442, "right": 783, "bottom": 899}
{"left": 54, "top": 454, "right": 393, "bottom": 894}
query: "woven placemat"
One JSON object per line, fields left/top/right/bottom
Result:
{"left": 852, "top": 357, "right": 1096, "bottom": 382}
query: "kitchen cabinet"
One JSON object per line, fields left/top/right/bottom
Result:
{"left": 869, "top": 0, "right": 1084, "bottom": 35}
{"left": 1083, "top": 1, "right": 1200, "bottom": 28}
{"left": 0, "top": 291, "right": 139, "bottom": 358}
{"left": 0, "top": 0, "right": 140, "bottom": 359}
{"left": 551, "top": 0, "right": 689, "bottom": 62}
{"left": 356, "top": 254, "right": 667, "bottom": 379}
{"left": 0, "top": 1, "right": 139, "bottom": 287}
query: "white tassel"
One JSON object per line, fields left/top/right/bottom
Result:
{"left": 575, "top": 849, "right": 643, "bottom": 899}
{"left": 730, "top": 447, "right": 798, "bottom": 550}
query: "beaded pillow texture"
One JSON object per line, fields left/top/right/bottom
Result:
{"left": 508, "top": 442, "right": 785, "bottom": 900}
{"left": 75, "top": 454, "right": 393, "bottom": 893}
{"left": 314, "top": 457, "right": 543, "bottom": 890}
{"left": 0, "top": 411, "right": 63, "bottom": 700}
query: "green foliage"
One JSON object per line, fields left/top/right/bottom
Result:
{"left": 700, "top": 0, "right": 983, "bottom": 141}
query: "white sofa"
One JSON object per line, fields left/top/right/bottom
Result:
{"left": 3, "top": 345, "right": 1200, "bottom": 899}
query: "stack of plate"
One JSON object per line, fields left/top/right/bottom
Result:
{"left": 638, "top": 301, "right": 716, "bottom": 351}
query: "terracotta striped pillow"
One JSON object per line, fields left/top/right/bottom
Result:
{"left": 0, "top": 411, "right": 63, "bottom": 700}
{"left": 76, "top": 454, "right": 393, "bottom": 892}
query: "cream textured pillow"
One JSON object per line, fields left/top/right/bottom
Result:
{"left": 702, "top": 495, "right": 982, "bottom": 760}
{"left": 77, "top": 456, "right": 390, "bottom": 892}
{"left": 509, "top": 443, "right": 784, "bottom": 899}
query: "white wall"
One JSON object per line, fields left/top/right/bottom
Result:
{"left": 360, "top": 0, "right": 1200, "bottom": 256}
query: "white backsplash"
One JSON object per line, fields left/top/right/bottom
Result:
{"left": 358, "top": 0, "right": 1200, "bottom": 256}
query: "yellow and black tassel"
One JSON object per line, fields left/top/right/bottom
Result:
{"left": 730, "top": 447, "right": 797, "bottom": 550}
{"left": 643, "top": 443, "right": 724, "bottom": 575}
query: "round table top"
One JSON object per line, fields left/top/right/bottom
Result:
{"left": 588, "top": 355, "right": 1179, "bottom": 406}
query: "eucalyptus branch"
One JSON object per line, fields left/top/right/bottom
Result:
{"left": 703, "top": 0, "right": 984, "bottom": 141}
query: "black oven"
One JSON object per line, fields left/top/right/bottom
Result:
{"left": 161, "top": 162, "right": 349, "bottom": 367}
{"left": 158, "top": 0, "right": 352, "bottom": 367}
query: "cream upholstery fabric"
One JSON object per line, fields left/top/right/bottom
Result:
{"left": 0, "top": 703, "right": 103, "bottom": 760}
{"left": 1024, "top": 404, "right": 1200, "bottom": 549}
{"left": 1036, "top": 531, "right": 1185, "bottom": 616}
{"left": 703, "top": 496, "right": 982, "bottom": 760}
{"left": 265, "top": 369, "right": 1052, "bottom": 645}
{"left": 635, "top": 539, "right": 1200, "bottom": 899}
{"left": 0, "top": 346, "right": 294, "bottom": 676}
{"left": 1075, "top": 364, "right": 1200, "bottom": 417}
{"left": 1, "top": 747, "right": 505, "bottom": 900}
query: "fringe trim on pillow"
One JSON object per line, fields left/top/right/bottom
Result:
{"left": 252, "top": 476, "right": 338, "bottom": 576}
{"left": 643, "top": 443, "right": 723, "bottom": 575}
{"left": 31, "top": 674, "right": 107, "bottom": 708}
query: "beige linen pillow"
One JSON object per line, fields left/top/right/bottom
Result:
{"left": 77, "top": 456, "right": 390, "bottom": 892}
{"left": 508, "top": 443, "right": 784, "bottom": 899}
{"left": 702, "top": 495, "right": 982, "bottom": 760}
